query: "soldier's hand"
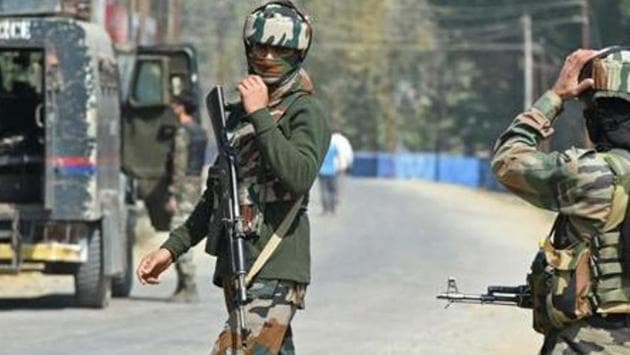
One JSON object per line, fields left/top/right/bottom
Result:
{"left": 164, "top": 196, "right": 177, "bottom": 215}
{"left": 136, "top": 248, "right": 173, "bottom": 285}
{"left": 238, "top": 75, "right": 269, "bottom": 114}
{"left": 552, "top": 49, "right": 599, "bottom": 101}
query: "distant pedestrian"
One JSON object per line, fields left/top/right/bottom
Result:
{"left": 331, "top": 130, "right": 353, "bottom": 204}
{"left": 319, "top": 140, "right": 340, "bottom": 214}
{"left": 331, "top": 130, "right": 353, "bottom": 173}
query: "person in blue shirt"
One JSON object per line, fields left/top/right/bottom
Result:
{"left": 318, "top": 141, "right": 340, "bottom": 215}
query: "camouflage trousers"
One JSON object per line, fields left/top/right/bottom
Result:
{"left": 174, "top": 249, "right": 195, "bottom": 285}
{"left": 540, "top": 317, "right": 630, "bottom": 354}
{"left": 171, "top": 197, "right": 197, "bottom": 285}
{"left": 210, "top": 279, "right": 306, "bottom": 355}
{"left": 318, "top": 175, "right": 338, "bottom": 213}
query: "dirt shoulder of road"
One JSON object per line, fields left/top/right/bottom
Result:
{"left": 401, "top": 179, "right": 556, "bottom": 239}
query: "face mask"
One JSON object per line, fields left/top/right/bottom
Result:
{"left": 247, "top": 50, "right": 301, "bottom": 84}
{"left": 586, "top": 99, "right": 630, "bottom": 150}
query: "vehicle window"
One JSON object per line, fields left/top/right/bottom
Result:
{"left": 0, "top": 50, "right": 44, "bottom": 96}
{"left": 132, "top": 60, "right": 163, "bottom": 106}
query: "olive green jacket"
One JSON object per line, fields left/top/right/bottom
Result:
{"left": 162, "top": 94, "right": 330, "bottom": 286}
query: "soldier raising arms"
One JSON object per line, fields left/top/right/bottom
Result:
{"left": 492, "top": 48, "right": 630, "bottom": 354}
{"left": 136, "top": 1, "right": 330, "bottom": 354}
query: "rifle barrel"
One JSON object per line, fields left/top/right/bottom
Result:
{"left": 436, "top": 293, "right": 521, "bottom": 306}
{"left": 436, "top": 278, "right": 531, "bottom": 308}
{"left": 206, "top": 86, "right": 249, "bottom": 344}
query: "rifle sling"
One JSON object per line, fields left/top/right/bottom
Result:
{"left": 245, "top": 196, "right": 304, "bottom": 286}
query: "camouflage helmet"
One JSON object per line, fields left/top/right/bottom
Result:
{"left": 580, "top": 46, "right": 630, "bottom": 103}
{"left": 243, "top": 1, "right": 312, "bottom": 60}
{"left": 580, "top": 46, "right": 630, "bottom": 149}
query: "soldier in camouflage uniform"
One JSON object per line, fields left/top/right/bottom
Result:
{"left": 166, "top": 90, "right": 207, "bottom": 303}
{"left": 492, "top": 48, "right": 630, "bottom": 354}
{"left": 137, "top": 1, "right": 330, "bottom": 354}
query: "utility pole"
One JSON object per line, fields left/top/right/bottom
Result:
{"left": 538, "top": 38, "right": 552, "bottom": 152}
{"left": 522, "top": 13, "right": 533, "bottom": 110}
{"left": 91, "top": 0, "right": 106, "bottom": 26}
{"left": 581, "top": 0, "right": 590, "bottom": 48}
{"left": 386, "top": 98, "right": 397, "bottom": 153}
{"left": 128, "top": 0, "right": 136, "bottom": 45}
{"left": 432, "top": 52, "right": 447, "bottom": 181}
{"left": 166, "top": 0, "right": 182, "bottom": 44}
{"left": 135, "top": 0, "right": 149, "bottom": 45}
{"left": 215, "top": 2, "right": 232, "bottom": 85}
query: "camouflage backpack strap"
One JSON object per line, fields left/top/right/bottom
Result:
{"left": 601, "top": 149, "right": 630, "bottom": 231}
{"left": 593, "top": 149, "right": 630, "bottom": 310}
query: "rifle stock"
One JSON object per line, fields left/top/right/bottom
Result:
{"left": 206, "top": 86, "right": 249, "bottom": 343}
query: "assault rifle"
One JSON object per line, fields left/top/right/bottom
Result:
{"left": 206, "top": 86, "right": 249, "bottom": 341}
{"left": 437, "top": 277, "right": 532, "bottom": 308}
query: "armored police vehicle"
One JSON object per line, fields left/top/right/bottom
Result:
{"left": 0, "top": 1, "right": 201, "bottom": 308}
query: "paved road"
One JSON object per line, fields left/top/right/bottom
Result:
{"left": 0, "top": 178, "right": 553, "bottom": 354}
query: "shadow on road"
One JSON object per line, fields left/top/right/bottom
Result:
{"left": 127, "top": 295, "right": 175, "bottom": 303}
{"left": 0, "top": 294, "right": 179, "bottom": 310}
{"left": 0, "top": 294, "right": 75, "bottom": 310}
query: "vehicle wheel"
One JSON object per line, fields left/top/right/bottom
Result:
{"left": 74, "top": 225, "right": 111, "bottom": 308}
{"left": 112, "top": 209, "right": 135, "bottom": 297}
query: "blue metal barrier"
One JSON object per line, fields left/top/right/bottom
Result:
{"left": 351, "top": 152, "right": 504, "bottom": 191}
{"left": 351, "top": 152, "right": 378, "bottom": 177}
{"left": 437, "top": 155, "right": 480, "bottom": 186}
{"left": 395, "top": 153, "right": 436, "bottom": 180}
